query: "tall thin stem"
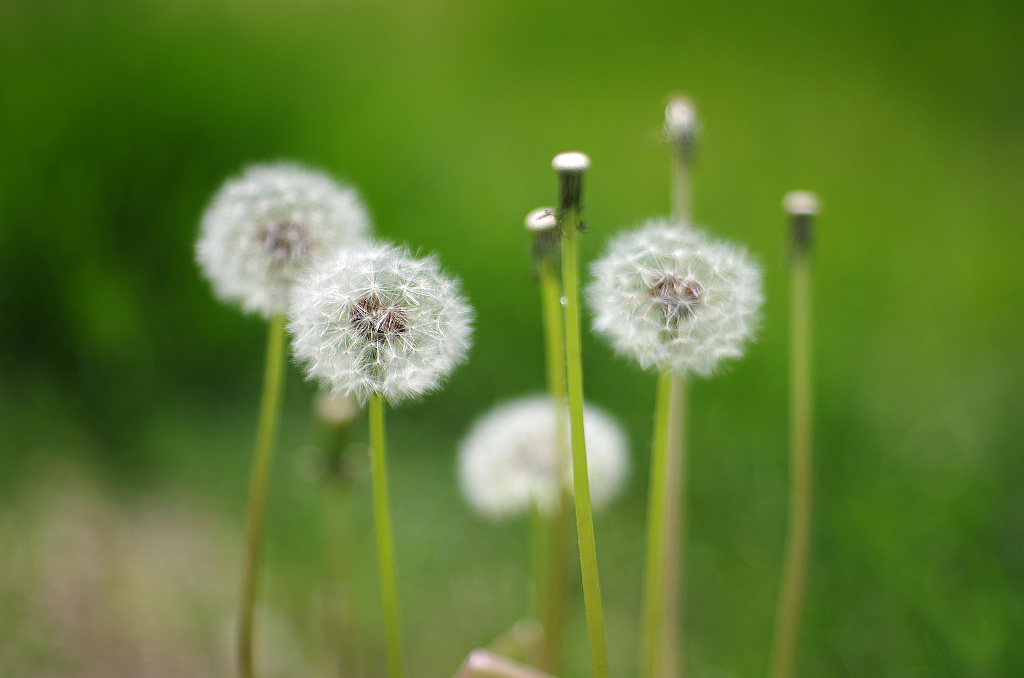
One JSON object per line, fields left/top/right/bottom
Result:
{"left": 369, "top": 395, "right": 404, "bottom": 678}
{"left": 237, "top": 313, "right": 287, "bottom": 678}
{"left": 537, "top": 257, "right": 571, "bottom": 672}
{"left": 560, "top": 215, "right": 609, "bottom": 678}
{"left": 322, "top": 481, "right": 357, "bottom": 678}
{"left": 640, "top": 97, "right": 698, "bottom": 678}
{"left": 768, "top": 209, "right": 814, "bottom": 678}
{"left": 318, "top": 417, "right": 359, "bottom": 678}
{"left": 640, "top": 372, "right": 672, "bottom": 678}
{"left": 661, "top": 375, "right": 687, "bottom": 677}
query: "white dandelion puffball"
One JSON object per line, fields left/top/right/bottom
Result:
{"left": 196, "top": 163, "right": 371, "bottom": 317}
{"left": 458, "top": 396, "right": 628, "bottom": 521}
{"left": 587, "top": 219, "right": 763, "bottom": 377}
{"left": 289, "top": 242, "right": 473, "bottom": 405}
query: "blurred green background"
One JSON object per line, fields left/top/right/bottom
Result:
{"left": 1, "top": 0, "right": 1022, "bottom": 676}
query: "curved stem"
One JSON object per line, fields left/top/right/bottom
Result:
{"left": 561, "top": 226, "right": 609, "bottom": 678}
{"left": 237, "top": 313, "right": 287, "bottom": 678}
{"left": 768, "top": 252, "right": 813, "bottom": 678}
{"left": 369, "top": 395, "right": 404, "bottom": 678}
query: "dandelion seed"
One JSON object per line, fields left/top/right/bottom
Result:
{"left": 587, "top": 219, "right": 763, "bottom": 377}
{"left": 196, "top": 163, "right": 370, "bottom": 317}
{"left": 458, "top": 396, "right": 628, "bottom": 521}
{"left": 288, "top": 242, "right": 473, "bottom": 405}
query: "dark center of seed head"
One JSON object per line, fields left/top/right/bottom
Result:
{"left": 349, "top": 295, "right": 409, "bottom": 345}
{"left": 649, "top": 274, "right": 704, "bottom": 324}
{"left": 260, "top": 220, "right": 308, "bottom": 262}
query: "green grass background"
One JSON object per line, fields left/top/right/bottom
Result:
{"left": 1, "top": 0, "right": 1022, "bottom": 676}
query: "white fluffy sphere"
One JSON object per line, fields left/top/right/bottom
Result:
{"left": 458, "top": 396, "right": 628, "bottom": 521}
{"left": 587, "top": 219, "right": 763, "bottom": 377}
{"left": 196, "top": 163, "right": 370, "bottom": 317}
{"left": 288, "top": 242, "right": 473, "bottom": 405}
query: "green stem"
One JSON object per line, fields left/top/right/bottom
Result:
{"left": 531, "top": 505, "right": 549, "bottom": 622}
{"left": 322, "top": 483, "right": 353, "bottom": 678}
{"left": 768, "top": 251, "right": 813, "bottom": 678}
{"left": 540, "top": 261, "right": 567, "bottom": 412}
{"left": 237, "top": 313, "right": 287, "bottom": 678}
{"left": 659, "top": 375, "right": 686, "bottom": 678}
{"left": 537, "top": 258, "right": 570, "bottom": 673}
{"left": 641, "top": 121, "right": 695, "bottom": 678}
{"left": 369, "top": 395, "right": 404, "bottom": 678}
{"left": 560, "top": 224, "right": 609, "bottom": 678}
{"left": 542, "top": 493, "right": 573, "bottom": 672}
{"left": 671, "top": 152, "right": 692, "bottom": 226}
{"left": 321, "top": 440, "right": 359, "bottom": 678}
{"left": 640, "top": 372, "right": 671, "bottom": 678}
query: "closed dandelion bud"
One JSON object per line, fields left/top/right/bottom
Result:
{"left": 783, "top": 190, "right": 820, "bottom": 255}
{"left": 587, "top": 219, "right": 763, "bottom": 377}
{"left": 288, "top": 242, "right": 474, "bottom": 405}
{"left": 664, "top": 96, "right": 699, "bottom": 164}
{"left": 458, "top": 396, "right": 628, "bottom": 521}
{"left": 196, "top": 163, "right": 371, "bottom": 317}
{"left": 552, "top": 152, "right": 590, "bottom": 222}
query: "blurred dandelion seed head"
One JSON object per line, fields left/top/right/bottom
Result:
{"left": 314, "top": 392, "right": 361, "bottom": 427}
{"left": 587, "top": 219, "right": 763, "bottom": 377}
{"left": 196, "top": 163, "right": 370, "bottom": 317}
{"left": 458, "top": 396, "right": 628, "bottom": 521}
{"left": 288, "top": 242, "right": 473, "bottom": 405}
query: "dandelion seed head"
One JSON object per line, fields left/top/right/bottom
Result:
{"left": 587, "top": 219, "right": 763, "bottom": 377}
{"left": 314, "top": 392, "right": 361, "bottom": 427}
{"left": 288, "top": 242, "right": 473, "bottom": 405}
{"left": 458, "top": 396, "right": 628, "bottom": 521}
{"left": 196, "top": 163, "right": 370, "bottom": 317}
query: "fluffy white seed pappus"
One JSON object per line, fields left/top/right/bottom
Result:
{"left": 587, "top": 219, "right": 763, "bottom": 377}
{"left": 196, "top": 163, "right": 370, "bottom": 317}
{"left": 288, "top": 242, "right": 473, "bottom": 405}
{"left": 458, "top": 396, "right": 628, "bottom": 521}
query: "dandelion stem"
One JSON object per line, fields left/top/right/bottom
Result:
{"left": 560, "top": 211, "right": 609, "bottom": 678}
{"left": 319, "top": 421, "right": 359, "bottom": 678}
{"left": 640, "top": 372, "right": 687, "bottom": 678}
{"left": 768, "top": 221, "right": 813, "bottom": 678}
{"left": 537, "top": 255, "right": 571, "bottom": 672}
{"left": 369, "top": 395, "right": 404, "bottom": 678}
{"left": 237, "top": 313, "right": 287, "bottom": 678}
{"left": 671, "top": 150, "right": 692, "bottom": 226}
{"left": 322, "top": 480, "right": 357, "bottom": 678}
{"left": 640, "top": 100, "right": 697, "bottom": 678}
{"left": 660, "top": 374, "right": 686, "bottom": 678}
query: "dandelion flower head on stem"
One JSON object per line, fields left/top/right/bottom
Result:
{"left": 288, "top": 242, "right": 473, "bottom": 405}
{"left": 458, "top": 396, "right": 628, "bottom": 521}
{"left": 587, "top": 219, "right": 763, "bottom": 377}
{"left": 196, "top": 163, "right": 371, "bottom": 317}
